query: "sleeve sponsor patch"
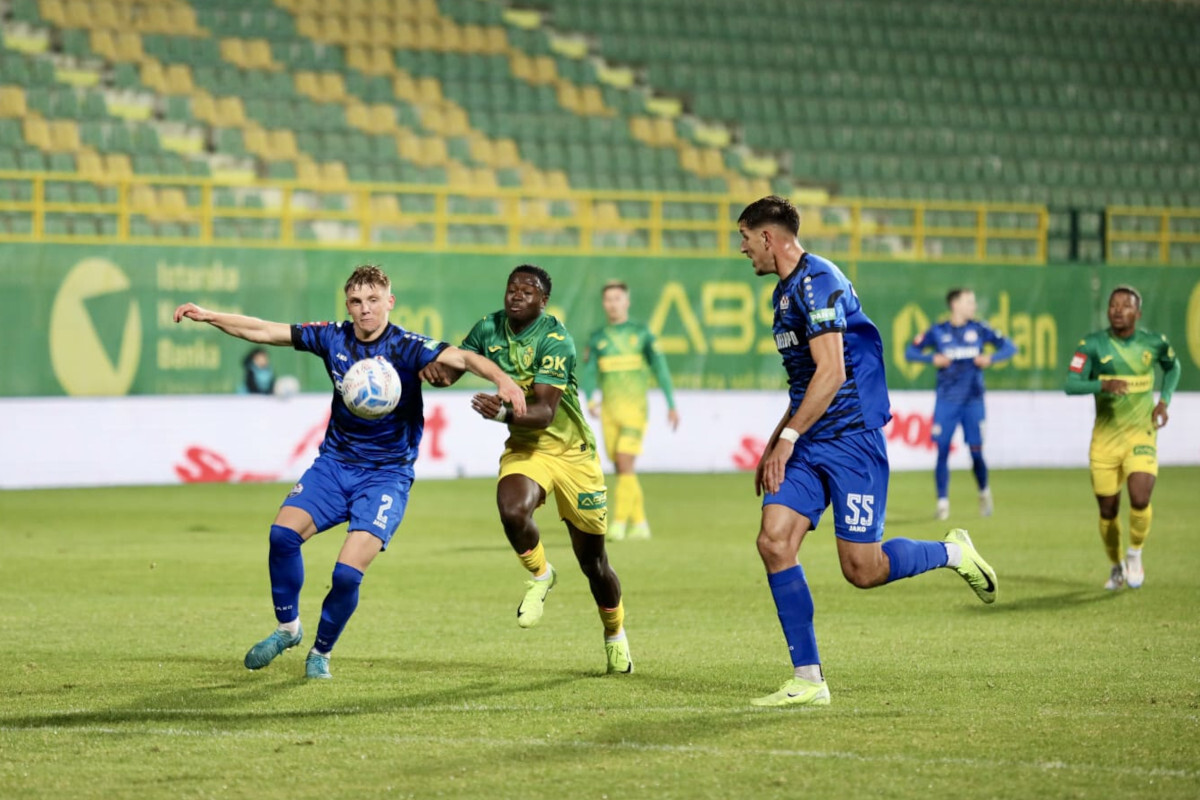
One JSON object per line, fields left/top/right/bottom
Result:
{"left": 1069, "top": 352, "right": 1087, "bottom": 373}
{"left": 810, "top": 308, "right": 837, "bottom": 324}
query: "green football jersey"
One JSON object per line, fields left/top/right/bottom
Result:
{"left": 462, "top": 310, "right": 596, "bottom": 454}
{"left": 579, "top": 320, "right": 676, "bottom": 413}
{"left": 1066, "top": 327, "right": 1179, "bottom": 445}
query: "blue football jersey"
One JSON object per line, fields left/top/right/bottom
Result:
{"left": 906, "top": 320, "right": 1015, "bottom": 403}
{"left": 291, "top": 321, "right": 448, "bottom": 466}
{"left": 772, "top": 253, "right": 891, "bottom": 440}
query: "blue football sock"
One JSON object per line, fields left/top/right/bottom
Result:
{"left": 767, "top": 565, "right": 820, "bottom": 668}
{"left": 314, "top": 562, "right": 364, "bottom": 654}
{"left": 970, "top": 447, "right": 989, "bottom": 491}
{"left": 268, "top": 525, "right": 305, "bottom": 623}
{"left": 935, "top": 442, "right": 951, "bottom": 499}
{"left": 882, "top": 538, "right": 950, "bottom": 582}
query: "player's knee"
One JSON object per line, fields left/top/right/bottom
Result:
{"left": 330, "top": 562, "right": 364, "bottom": 593}
{"left": 498, "top": 502, "right": 535, "bottom": 532}
{"left": 269, "top": 524, "right": 304, "bottom": 555}
{"left": 842, "top": 568, "right": 879, "bottom": 590}
{"left": 756, "top": 529, "right": 790, "bottom": 564}
{"left": 576, "top": 552, "right": 609, "bottom": 580}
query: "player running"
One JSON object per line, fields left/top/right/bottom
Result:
{"left": 420, "top": 265, "right": 633, "bottom": 674}
{"left": 579, "top": 280, "right": 680, "bottom": 541}
{"left": 174, "top": 265, "right": 525, "bottom": 679}
{"left": 739, "top": 196, "right": 998, "bottom": 708}
{"left": 905, "top": 288, "right": 1017, "bottom": 520}
{"left": 1065, "top": 285, "right": 1179, "bottom": 590}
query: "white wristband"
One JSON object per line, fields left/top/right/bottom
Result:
{"left": 493, "top": 405, "right": 511, "bottom": 423}
{"left": 778, "top": 427, "right": 800, "bottom": 444}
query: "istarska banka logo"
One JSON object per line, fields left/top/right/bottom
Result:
{"left": 49, "top": 258, "right": 141, "bottom": 395}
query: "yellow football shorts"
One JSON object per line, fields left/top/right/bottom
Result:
{"left": 1089, "top": 430, "right": 1158, "bottom": 497}
{"left": 601, "top": 404, "right": 647, "bottom": 460}
{"left": 499, "top": 445, "right": 608, "bottom": 535}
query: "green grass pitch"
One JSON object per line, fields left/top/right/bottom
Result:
{"left": 2, "top": 468, "right": 1198, "bottom": 799}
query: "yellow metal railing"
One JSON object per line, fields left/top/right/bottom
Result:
{"left": 0, "top": 171, "right": 1050, "bottom": 263}
{"left": 1106, "top": 206, "right": 1200, "bottom": 265}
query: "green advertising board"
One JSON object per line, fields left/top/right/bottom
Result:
{"left": 1, "top": 243, "right": 1197, "bottom": 396}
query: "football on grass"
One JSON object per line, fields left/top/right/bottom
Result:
{"left": 341, "top": 357, "right": 401, "bottom": 419}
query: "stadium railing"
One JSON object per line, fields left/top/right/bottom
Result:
{"left": 0, "top": 169, "right": 1054, "bottom": 264}
{"left": 1106, "top": 206, "right": 1200, "bottom": 265}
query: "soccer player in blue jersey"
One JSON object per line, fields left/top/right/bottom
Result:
{"left": 738, "top": 196, "right": 998, "bottom": 707}
{"left": 173, "top": 264, "right": 526, "bottom": 679}
{"left": 905, "top": 289, "right": 1017, "bottom": 520}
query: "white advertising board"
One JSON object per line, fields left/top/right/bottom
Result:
{"left": 1, "top": 391, "right": 1196, "bottom": 489}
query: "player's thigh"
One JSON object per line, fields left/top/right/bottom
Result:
{"left": 1120, "top": 433, "right": 1159, "bottom": 486}
{"left": 931, "top": 401, "right": 963, "bottom": 447}
{"left": 281, "top": 456, "right": 353, "bottom": 535}
{"left": 548, "top": 448, "right": 608, "bottom": 535}
{"left": 823, "top": 430, "right": 890, "bottom": 544}
{"left": 499, "top": 449, "right": 553, "bottom": 508}
{"left": 1089, "top": 439, "right": 1125, "bottom": 497}
{"left": 346, "top": 466, "right": 414, "bottom": 551}
{"left": 762, "top": 442, "right": 829, "bottom": 537}
{"left": 959, "top": 399, "right": 986, "bottom": 448}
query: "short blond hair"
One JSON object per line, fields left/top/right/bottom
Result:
{"left": 344, "top": 264, "right": 391, "bottom": 295}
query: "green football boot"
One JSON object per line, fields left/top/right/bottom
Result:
{"left": 605, "top": 637, "right": 634, "bottom": 674}
{"left": 750, "top": 677, "right": 831, "bottom": 708}
{"left": 944, "top": 528, "right": 998, "bottom": 604}
{"left": 517, "top": 566, "right": 557, "bottom": 629}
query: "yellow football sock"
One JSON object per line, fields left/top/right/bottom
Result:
{"left": 1099, "top": 516, "right": 1122, "bottom": 564}
{"left": 518, "top": 541, "right": 548, "bottom": 578}
{"left": 598, "top": 601, "right": 625, "bottom": 638}
{"left": 628, "top": 474, "right": 646, "bottom": 524}
{"left": 615, "top": 474, "right": 637, "bottom": 524}
{"left": 1129, "top": 505, "right": 1152, "bottom": 549}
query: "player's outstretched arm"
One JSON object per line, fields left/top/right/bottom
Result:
{"left": 903, "top": 329, "right": 935, "bottom": 364}
{"left": 473, "top": 382, "right": 559, "bottom": 430}
{"left": 438, "top": 346, "right": 527, "bottom": 417}
{"left": 173, "top": 302, "right": 292, "bottom": 345}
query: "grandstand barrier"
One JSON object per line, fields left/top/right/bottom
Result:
{"left": 0, "top": 171, "right": 1051, "bottom": 261}
{"left": 3, "top": 389, "right": 1198, "bottom": 489}
{"left": 2, "top": 243, "right": 1198, "bottom": 398}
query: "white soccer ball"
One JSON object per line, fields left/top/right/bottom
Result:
{"left": 341, "top": 357, "right": 402, "bottom": 419}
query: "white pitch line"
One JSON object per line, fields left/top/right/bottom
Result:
{"left": 1, "top": 724, "right": 1197, "bottom": 781}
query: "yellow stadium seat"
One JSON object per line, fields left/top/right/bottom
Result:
{"left": 141, "top": 6, "right": 170, "bottom": 34}
{"left": 508, "top": 52, "right": 532, "bottom": 82}
{"left": 215, "top": 96, "right": 245, "bottom": 127}
{"left": 371, "top": 194, "right": 401, "bottom": 219}
{"left": 167, "top": 5, "right": 199, "bottom": 35}
{"left": 392, "top": 73, "right": 417, "bottom": 102}
{"left": 104, "top": 153, "right": 132, "bottom": 180}
{"left": 417, "top": 137, "right": 447, "bottom": 165}
{"left": 700, "top": 148, "right": 724, "bottom": 176}
{"left": 484, "top": 26, "right": 507, "bottom": 52}
{"left": 369, "top": 104, "right": 397, "bottom": 133}
{"left": 493, "top": 139, "right": 520, "bottom": 168}
{"left": 243, "top": 126, "right": 268, "bottom": 157}
{"left": 220, "top": 39, "right": 248, "bottom": 68}
{"left": 23, "top": 117, "right": 53, "bottom": 150}
{"left": 530, "top": 56, "right": 557, "bottom": 84}
{"left": 115, "top": 31, "right": 143, "bottom": 62}
{"left": 437, "top": 20, "right": 464, "bottom": 52}
{"left": 415, "top": 77, "right": 441, "bottom": 105}
{"left": 417, "top": 106, "right": 444, "bottom": 134}
{"left": 0, "top": 86, "right": 28, "bottom": 118}
{"left": 414, "top": 0, "right": 438, "bottom": 19}
{"left": 471, "top": 167, "right": 497, "bottom": 190}
{"left": 267, "top": 130, "right": 298, "bottom": 161}
{"left": 346, "top": 101, "right": 370, "bottom": 131}
{"left": 346, "top": 45, "right": 371, "bottom": 73}
{"left": 89, "top": 29, "right": 118, "bottom": 61}
{"left": 294, "top": 71, "right": 321, "bottom": 100}
{"left": 166, "top": 64, "right": 194, "bottom": 95}
{"left": 440, "top": 105, "right": 469, "bottom": 137}
{"left": 49, "top": 120, "right": 81, "bottom": 152}
{"left": 296, "top": 14, "right": 319, "bottom": 40}
{"left": 248, "top": 40, "right": 276, "bottom": 70}
{"left": 545, "top": 170, "right": 569, "bottom": 192}
{"left": 40, "top": 0, "right": 67, "bottom": 27}
{"left": 519, "top": 165, "right": 545, "bottom": 190}
{"left": 296, "top": 158, "right": 321, "bottom": 184}
{"left": 93, "top": 1, "right": 123, "bottom": 28}
{"left": 130, "top": 185, "right": 158, "bottom": 211}
{"left": 157, "top": 188, "right": 190, "bottom": 221}
{"left": 321, "top": 161, "right": 348, "bottom": 188}
{"left": 344, "top": 0, "right": 373, "bottom": 17}
{"left": 678, "top": 145, "right": 701, "bottom": 173}
{"left": 651, "top": 118, "right": 675, "bottom": 145}
{"left": 461, "top": 25, "right": 487, "bottom": 54}
{"left": 190, "top": 92, "right": 217, "bottom": 124}
{"left": 344, "top": 17, "right": 370, "bottom": 46}
{"left": 78, "top": 150, "right": 104, "bottom": 178}
{"left": 367, "top": 20, "right": 394, "bottom": 47}
{"left": 395, "top": 131, "right": 419, "bottom": 162}
{"left": 140, "top": 60, "right": 168, "bottom": 94}
{"left": 579, "top": 87, "right": 607, "bottom": 116}
{"left": 318, "top": 73, "right": 346, "bottom": 103}
{"left": 446, "top": 162, "right": 471, "bottom": 186}
{"left": 594, "top": 201, "right": 620, "bottom": 225}
{"left": 63, "top": 0, "right": 92, "bottom": 28}
{"left": 393, "top": 21, "right": 416, "bottom": 48}
{"left": 321, "top": 15, "right": 347, "bottom": 44}
{"left": 556, "top": 84, "right": 579, "bottom": 113}
{"left": 290, "top": 0, "right": 320, "bottom": 11}
{"left": 469, "top": 138, "right": 494, "bottom": 166}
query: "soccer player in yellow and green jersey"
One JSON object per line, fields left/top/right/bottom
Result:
{"left": 419, "top": 265, "right": 633, "bottom": 675}
{"left": 1065, "top": 285, "right": 1180, "bottom": 591}
{"left": 579, "top": 281, "right": 680, "bottom": 542}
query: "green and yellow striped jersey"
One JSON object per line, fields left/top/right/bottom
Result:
{"left": 1065, "top": 327, "right": 1180, "bottom": 445}
{"left": 579, "top": 320, "right": 676, "bottom": 413}
{"left": 462, "top": 310, "right": 596, "bottom": 455}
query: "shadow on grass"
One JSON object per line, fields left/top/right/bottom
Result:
{"left": 988, "top": 574, "right": 1127, "bottom": 612}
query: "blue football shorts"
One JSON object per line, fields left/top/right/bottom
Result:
{"left": 763, "top": 428, "right": 890, "bottom": 543}
{"left": 281, "top": 454, "right": 414, "bottom": 549}
{"left": 932, "top": 397, "right": 985, "bottom": 448}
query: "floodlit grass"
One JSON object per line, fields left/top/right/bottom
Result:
{"left": 1, "top": 469, "right": 1198, "bottom": 799}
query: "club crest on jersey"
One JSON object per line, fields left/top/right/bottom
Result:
{"left": 288, "top": 482, "right": 304, "bottom": 498}
{"left": 964, "top": 329, "right": 978, "bottom": 342}
{"left": 1142, "top": 350, "right": 1153, "bottom": 365}
{"left": 779, "top": 295, "right": 790, "bottom": 310}
{"left": 521, "top": 346, "right": 534, "bottom": 369}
